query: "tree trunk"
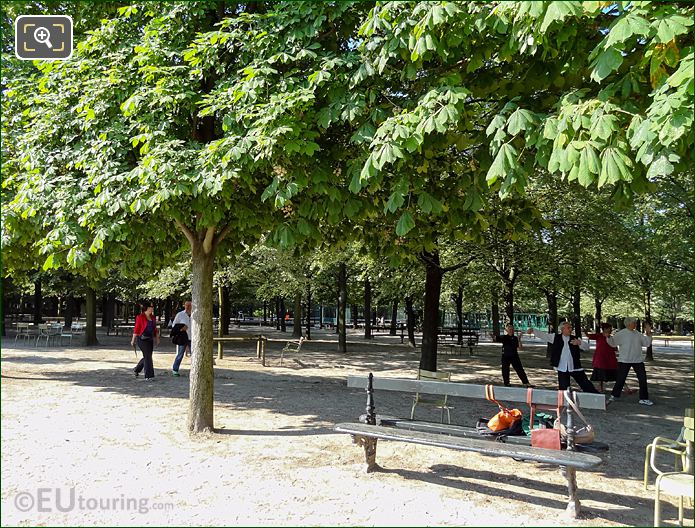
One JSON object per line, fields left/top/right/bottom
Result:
{"left": 364, "top": 277, "right": 372, "bottom": 340}
{"left": 319, "top": 305, "right": 324, "bottom": 329}
{"left": 491, "top": 290, "right": 500, "bottom": 337}
{"left": 85, "top": 286, "right": 99, "bottom": 346}
{"left": 338, "top": 262, "right": 347, "bottom": 353}
{"left": 102, "top": 295, "right": 116, "bottom": 329}
{"left": 645, "top": 288, "right": 653, "bottom": 361}
{"left": 405, "top": 296, "right": 416, "bottom": 348}
{"left": 165, "top": 297, "right": 173, "bottom": 326}
{"left": 188, "top": 242, "right": 216, "bottom": 434}
{"left": 389, "top": 298, "right": 398, "bottom": 336}
{"left": 419, "top": 251, "right": 443, "bottom": 372}
{"left": 33, "top": 277, "right": 42, "bottom": 325}
{"left": 455, "top": 286, "right": 463, "bottom": 345}
{"left": 292, "top": 292, "right": 302, "bottom": 338}
{"left": 305, "top": 283, "right": 311, "bottom": 340}
{"left": 263, "top": 300, "right": 267, "bottom": 323}
{"left": 64, "top": 294, "right": 75, "bottom": 330}
{"left": 280, "top": 297, "right": 286, "bottom": 332}
{"left": 1, "top": 277, "right": 7, "bottom": 336}
{"left": 351, "top": 303, "right": 358, "bottom": 329}
{"left": 218, "top": 285, "right": 230, "bottom": 336}
{"left": 594, "top": 296, "right": 603, "bottom": 332}
{"left": 571, "top": 287, "right": 581, "bottom": 337}
{"left": 503, "top": 278, "right": 514, "bottom": 325}
{"left": 545, "top": 290, "right": 558, "bottom": 331}
{"left": 101, "top": 294, "right": 108, "bottom": 327}
{"left": 275, "top": 297, "right": 281, "bottom": 330}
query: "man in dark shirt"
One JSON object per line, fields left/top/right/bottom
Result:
{"left": 493, "top": 323, "right": 534, "bottom": 387}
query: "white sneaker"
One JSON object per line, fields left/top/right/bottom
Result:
{"left": 639, "top": 399, "right": 654, "bottom": 406}
{"left": 606, "top": 395, "right": 617, "bottom": 405}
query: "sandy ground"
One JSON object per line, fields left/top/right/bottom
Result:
{"left": 1, "top": 326, "right": 693, "bottom": 527}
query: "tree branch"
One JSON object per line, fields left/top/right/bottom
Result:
{"left": 441, "top": 256, "right": 475, "bottom": 274}
{"left": 175, "top": 219, "right": 196, "bottom": 247}
{"left": 202, "top": 226, "right": 216, "bottom": 254}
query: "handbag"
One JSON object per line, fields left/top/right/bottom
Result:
{"left": 485, "top": 385, "right": 523, "bottom": 432}
{"left": 557, "top": 389, "right": 596, "bottom": 445}
{"left": 527, "top": 388, "right": 563, "bottom": 450}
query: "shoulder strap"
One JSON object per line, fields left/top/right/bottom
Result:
{"left": 527, "top": 388, "right": 535, "bottom": 429}
{"left": 564, "top": 389, "right": 590, "bottom": 426}
{"left": 485, "top": 384, "right": 506, "bottom": 411}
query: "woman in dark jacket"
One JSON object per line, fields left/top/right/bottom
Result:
{"left": 492, "top": 323, "right": 534, "bottom": 387}
{"left": 131, "top": 302, "right": 160, "bottom": 380}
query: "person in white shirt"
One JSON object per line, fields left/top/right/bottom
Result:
{"left": 527, "top": 321, "right": 599, "bottom": 393}
{"left": 606, "top": 317, "right": 653, "bottom": 405}
{"left": 171, "top": 301, "right": 192, "bottom": 377}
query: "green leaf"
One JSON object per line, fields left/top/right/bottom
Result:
{"left": 385, "top": 190, "right": 405, "bottom": 213}
{"left": 506, "top": 108, "right": 535, "bottom": 135}
{"left": 646, "top": 152, "right": 674, "bottom": 179}
{"left": 540, "top": 1, "right": 581, "bottom": 33}
{"left": 417, "top": 192, "right": 443, "bottom": 214}
{"left": 297, "top": 218, "right": 311, "bottom": 235}
{"left": 590, "top": 47, "right": 624, "bottom": 83}
{"left": 653, "top": 15, "right": 692, "bottom": 44}
{"left": 395, "top": 211, "right": 415, "bottom": 236}
{"left": 42, "top": 253, "right": 54, "bottom": 271}
{"left": 590, "top": 113, "right": 617, "bottom": 141}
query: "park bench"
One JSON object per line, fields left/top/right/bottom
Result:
{"left": 334, "top": 374, "right": 607, "bottom": 518}
{"left": 213, "top": 335, "right": 267, "bottom": 364}
{"left": 437, "top": 331, "right": 479, "bottom": 356}
{"left": 280, "top": 336, "right": 305, "bottom": 366}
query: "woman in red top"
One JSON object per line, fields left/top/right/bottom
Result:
{"left": 131, "top": 302, "right": 160, "bottom": 381}
{"left": 588, "top": 323, "right": 634, "bottom": 393}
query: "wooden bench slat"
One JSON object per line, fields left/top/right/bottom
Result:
{"left": 346, "top": 376, "right": 606, "bottom": 410}
{"left": 334, "top": 422, "right": 602, "bottom": 470}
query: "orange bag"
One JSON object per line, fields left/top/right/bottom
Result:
{"left": 485, "top": 385, "right": 523, "bottom": 432}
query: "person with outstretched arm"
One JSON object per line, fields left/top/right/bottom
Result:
{"left": 527, "top": 321, "right": 599, "bottom": 393}
{"left": 606, "top": 317, "right": 653, "bottom": 405}
{"left": 491, "top": 323, "right": 534, "bottom": 388}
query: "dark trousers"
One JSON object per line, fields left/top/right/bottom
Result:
{"left": 557, "top": 369, "right": 599, "bottom": 393}
{"left": 502, "top": 354, "right": 529, "bottom": 385}
{"left": 134, "top": 337, "right": 155, "bottom": 378}
{"left": 611, "top": 362, "right": 648, "bottom": 400}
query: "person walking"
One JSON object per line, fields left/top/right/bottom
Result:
{"left": 527, "top": 321, "right": 599, "bottom": 393}
{"left": 491, "top": 323, "right": 534, "bottom": 387}
{"left": 132, "top": 302, "right": 160, "bottom": 381}
{"left": 171, "top": 301, "right": 192, "bottom": 377}
{"left": 606, "top": 317, "right": 653, "bottom": 405}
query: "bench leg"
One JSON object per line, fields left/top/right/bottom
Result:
{"left": 562, "top": 466, "right": 581, "bottom": 518}
{"left": 353, "top": 435, "right": 380, "bottom": 473}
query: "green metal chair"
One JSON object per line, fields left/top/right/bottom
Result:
{"left": 653, "top": 416, "right": 694, "bottom": 526}
{"left": 645, "top": 408, "right": 694, "bottom": 489}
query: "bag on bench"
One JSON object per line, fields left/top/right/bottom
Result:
{"left": 476, "top": 417, "right": 523, "bottom": 439}
{"left": 483, "top": 385, "right": 523, "bottom": 433}
{"left": 557, "top": 389, "right": 596, "bottom": 445}
{"left": 527, "top": 388, "right": 563, "bottom": 450}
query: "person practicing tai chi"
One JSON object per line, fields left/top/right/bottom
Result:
{"left": 527, "top": 321, "right": 599, "bottom": 393}
{"left": 491, "top": 323, "right": 534, "bottom": 388}
{"left": 606, "top": 317, "right": 654, "bottom": 406}
{"left": 587, "top": 323, "right": 636, "bottom": 394}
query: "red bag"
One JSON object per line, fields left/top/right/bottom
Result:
{"left": 527, "top": 388, "right": 563, "bottom": 450}
{"left": 485, "top": 385, "right": 523, "bottom": 432}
